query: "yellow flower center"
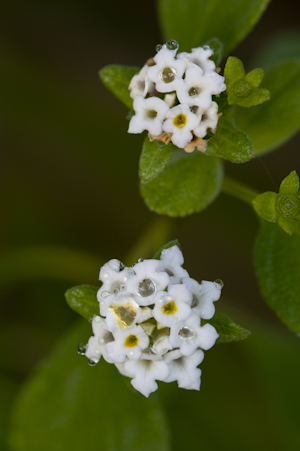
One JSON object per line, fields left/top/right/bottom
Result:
{"left": 124, "top": 335, "right": 139, "bottom": 348}
{"left": 161, "top": 301, "right": 177, "bottom": 315}
{"left": 173, "top": 113, "right": 187, "bottom": 129}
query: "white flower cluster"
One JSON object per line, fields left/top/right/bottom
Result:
{"left": 128, "top": 40, "right": 226, "bottom": 152}
{"left": 80, "top": 245, "right": 223, "bottom": 398}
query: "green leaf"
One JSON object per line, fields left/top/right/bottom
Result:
{"left": 99, "top": 65, "right": 140, "bottom": 110}
{"left": 152, "top": 240, "right": 181, "bottom": 260}
{"left": 255, "top": 221, "right": 300, "bottom": 335}
{"left": 224, "top": 57, "right": 270, "bottom": 108}
{"left": 224, "top": 57, "right": 245, "bottom": 89}
{"left": 140, "top": 150, "right": 223, "bottom": 217}
{"left": 205, "top": 110, "right": 254, "bottom": 163}
{"left": 9, "top": 322, "right": 171, "bottom": 451}
{"left": 202, "top": 37, "right": 224, "bottom": 66}
{"left": 244, "top": 68, "right": 264, "bottom": 88}
{"left": 157, "top": 0, "right": 271, "bottom": 55}
{"left": 139, "top": 137, "right": 175, "bottom": 183}
{"left": 279, "top": 170, "right": 300, "bottom": 194}
{"left": 253, "top": 192, "right": 277, "bottom": 222}
{"left": 205, "top": 313, "right": 251, "bottom": 344}
{"left": 65, "top": 285, "right": 99, "bottom": 321}
{"left": 234, "top": 59, "right": 300, "bottom": 156}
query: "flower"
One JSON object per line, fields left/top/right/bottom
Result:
{"left": 78, "top": 244, "right": 223, "bottom": 397}
{"left": 147, "top": 45, "right": 186, "bottom": 93}
{"left": 124, "top": 357, "right": 170, "bottom": 398}
{"left": 153, "top": 283, "right": 192, "bottom": 327}
{"left": 193, "top": 101, "right": 220, "bottom": 139}
{"left": 129, "top": 64, "right": 154, "bottom": 99}
{"left": 125, "top": 259, "right": 170, "bottom": 306}
{"left": 169, "top": 313, "right": 219, "bottom": 356}
{"left": 158, "top": 245, "right": 189, "bottom": 283}
{"left": 84, "top": 316, "right": 114, "bottom": 364}
{"left": 177, "top": 66, "right": 226, "bottom": 110}
{"left": 177, "top": 46, "right": 216, "bottom": 73}
{"left": 164, "top": 349, "right": 204, "bottom": 390}
{"left": 128, "top": 96, "right": 170, "bottom": 136}
{"left": 183, "top": 277, "right": 222, "bottom": 319}
{"left": 106, "top": 325, "right": 149, "bottom": 362}
{"left": 127, "top": 40, "right": 227, "bottom": 151}
{"left": 162, "top": 104, "right": 200, "bottom": 148}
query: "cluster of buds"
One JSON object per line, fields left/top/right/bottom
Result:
{"left": 79, "top": 245, "right": 222, "bottom": 397}
{"left": 128, "top": 40, "right": 226, "bottom": 153}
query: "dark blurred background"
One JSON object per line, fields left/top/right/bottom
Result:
{"left": 1, "top": 0, "right": 300, "bottom": 448}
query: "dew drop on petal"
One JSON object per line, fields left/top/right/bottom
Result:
{"left": 203, "top": 45, "right": 210, "bottom": 50}
{"left": 77, "top": 342, "right": 87, "bottom": 355}
{"left": 178, "top": 327, "right": 194, "bottom": 339}
{"left": 166, "top": 39, "right": 179, "bottom": 51}
{"left": 137, "top": 279, "right": 156, "bottom": 297}
{"left": 155, "top": 43, "right": 163, "bottom": 52}
{"left": 138, "top": 258, "right": 144, "bottom": 263}
{"left": 88, "top": 359, "right": 97, "bottom": 367}
{"left": 214, "top": 279, "right": 224, "bottom": 288}
{"left": 101, "top": 291, "right": 110, "bottom": 298}
{"left": 160, "top": 67, "right": 176, "bottom": 83}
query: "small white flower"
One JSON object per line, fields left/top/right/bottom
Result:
{"left": 153, "top": 284, "right": 192, "bottom": 328}
{"left": 183, "top": 277, "right": 222, "bottom": 319}
{"left": 128, "top": 96, "right": 170, "bottom": 136}
{"left": 162, "top": 104, "right": 200, "bottom": 149}
{"left": 126, "top": 259, "right": 170, "bottom": 306}
{"left": 177, "top": 66, "right": 226, "bottom": 110}
{"left": 129, "top": 64, "right": 154, "bottom": 99}
{"left": 147, "top": 45, "right": 186, "bottom": 93}
{"left": 106, "top": 325, "right": 149, "bottom": 363}
{"left": 98, "top": 260, "right": 130, "bottom": 298}
{"left": 164, "top": 349, "right": 204, "bottom": 390}
{"left": 124, "top": 357, "right": 170, "bottom": 397}
{"left": 104, "top": 293, "right": 142, "bottom": 332}
{"left": 158, "top": 245, "right": 189, "bottom": 283}
{"left": 177, "top": 46, "right": 216, "bottom": 73}
{"left": 193, "top": 101, "right": 219, "bottom": 138}
{"left": 85, "top": 316, "right": 114, "bottom": 364}
{"left": 170, "top": 313, "right": 219, "bottom": 355}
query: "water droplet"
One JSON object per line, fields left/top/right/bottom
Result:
{"left": 166, "top": 39, "right": 179, "bottom": 51}
{"left": 77, "top": 342, "right": 87, "bottom": 355}
{"left": 214, "top": 279, "right": 224, "bottom": 289}
{"left": 188, "top": 87, "right": 199, "bottom": 97}
{"left": 119, "top": 261, "right": 125, "bottom": 270}
{"left": 138, "top": 258, "right": 144, "bottom": 263}
{"left": 108, "top": 297, "right": 139, "bottom": 330}
{"left": 113, "top": 288, "right": 119, "bottom": 294}
{"left": 161, "top": 249, "right": 169, "bottom": 256}
{"left": 203, "top": 45, "right": 210, "bottom": 50}
{"left": 101, "top": 291, "right": 110, "bottom": 298}
{"left": 120, "top": 284, "right": 126, "bottom": 291}
{"left": 88, "top": 359, "right": 97, "bottom": 366}
{"left": 179, "top": 327, "right": 194, "bottom": 339}
{"left": 127, "top": 268, "right": 135, "bottom": 275}
{"left": 160, "top": 67, "right": 176, "bottom": 83}
{"left": 137, "top": 279, "right": 156, "bottom": 297}
{"left": 156, "top": 43, "right": 163, "bottom": 52}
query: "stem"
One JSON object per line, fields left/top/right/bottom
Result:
{"left": 125, "top": 216, "right": 174, "bottom": 265}
{"left": 222, "top": 175, "right": 260, "bottom": 206}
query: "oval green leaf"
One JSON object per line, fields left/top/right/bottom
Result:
{"left": 234, "top": 59, "right": 300, "bottom": 156}
{"left": 140, "top": 150, "right": 223, "bottom": 217}
{"left": 204, "top": 312, "right": 251, "bottom": 343}
{"left": 65, "top": 285, "right": 99, "bottom": 321}
{"left": 255, "top": 221, "right": 300, "bottom": 335}
{"left": 99, "top": 65, "right": 140, "bottom": 110}
{"left": 139, "top": 137, "right": 176, "bottom": 183}
{"left": 205, "top": 110, "right": 253, "bottom": 163}
{"left": 157, "top": 0, "right": 271, "bottom": 55}
{"left": 9, "top": 322, "right": 171, "bottom": 451}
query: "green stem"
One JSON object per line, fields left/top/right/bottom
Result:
{"left": 222, "top": 175, "right": 260, "bottom": 206}
{"left": 125, "top": 216, "right": 174, "bottom": 265}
